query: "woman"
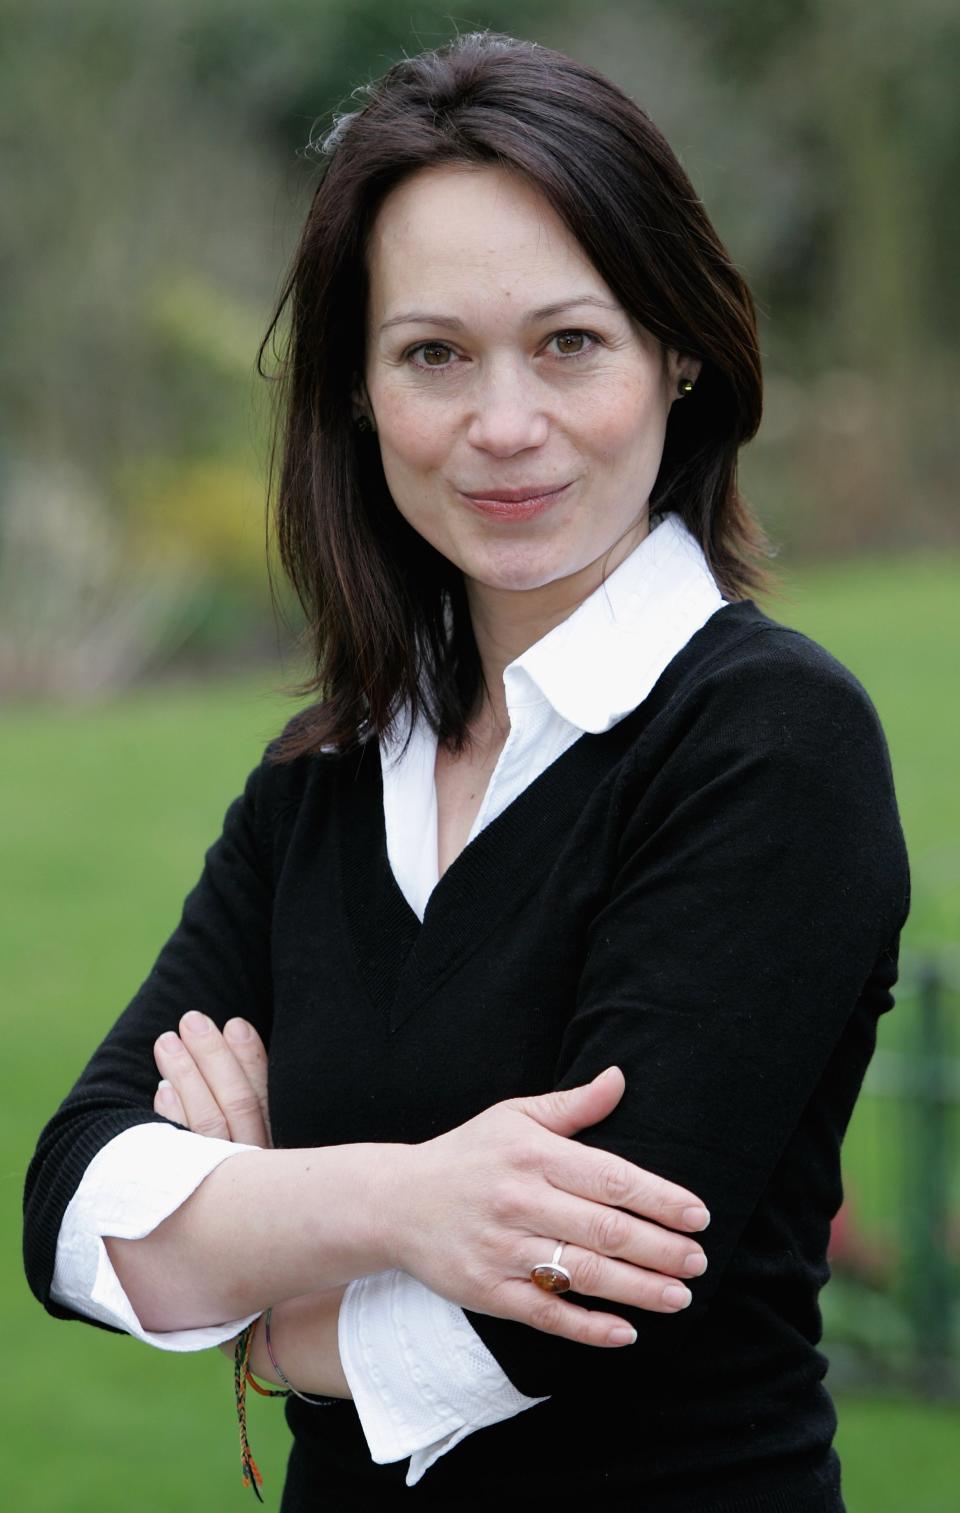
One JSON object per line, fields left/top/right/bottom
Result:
{"left": 23, "top": 31, "right": 909, "bottom": 1512}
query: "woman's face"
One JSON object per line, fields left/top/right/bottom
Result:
{"left": 363, "top": 164, "right": 699, "bottom": 604}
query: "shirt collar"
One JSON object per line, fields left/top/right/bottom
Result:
{"left": 501, "top": 511, "right": 726, "bottom": 734}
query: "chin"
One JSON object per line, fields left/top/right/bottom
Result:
{"left": 464, "top": 541, "right": 583, "bottom": 594}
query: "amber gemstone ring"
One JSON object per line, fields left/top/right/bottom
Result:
{"left": 530, "top": 1242, "right": 572, "bottom": 1294}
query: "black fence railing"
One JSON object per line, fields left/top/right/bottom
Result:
{"left": 825, "top": 950, "right": 960, "bottom": 1394}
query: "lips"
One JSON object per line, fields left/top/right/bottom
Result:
{"left": 460, "top": 484, "right": 568, "bottom": 503}
{"left": 457, "top": 480, "right": 572, "bottom": 521}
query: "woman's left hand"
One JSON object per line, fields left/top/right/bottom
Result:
{"left": 153, "top": 1014, "right": 350, "bottom": 1396}
{"left": 152, "top": 1013, "right": 272, "bottom": 1149}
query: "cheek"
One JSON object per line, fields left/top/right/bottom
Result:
{"left": 372, "top": 392, "right": 457, "bottom": 551}
{"left": 374, "top": 390, "right": 450, "bottom": 476}
{"left": 576, "top": 374, "right": 668, "bottom": 460}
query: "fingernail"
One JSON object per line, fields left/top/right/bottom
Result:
{"left": 683, "top": 1252, "right": 708, "bottom": 1277}
{"left": 156, "top": 1080, "right": 175, "bottom": 1105}
{"left": 593, "top": 1066, "right": 620, "bottom": 1083}
{"left": 157, "top": 1032, "right": 182, "bottom": 1055}
{"left": 182, "top": 1011, "right": 211, "bottom": 1035}
{"left": 608, "top": 1325, "right": 637, "bottom": 1346}
{"left": 683, "top": 1207, "right": 710, "bottom": 1230}
{"left": 225, "top": 1018, "right": 252, "bottom": 1041}
{"left": 662, "top": 1284, "right": 692, "bottom": 1311}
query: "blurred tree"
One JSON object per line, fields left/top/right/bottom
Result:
{"left": 1, "top": 0, "right": 956, "bottom": 691}
{"left": 553, "top": 0, "right": 959, "bottom": 553}
{"left": 0, "top": 0, "right": 572, "bottom": 690}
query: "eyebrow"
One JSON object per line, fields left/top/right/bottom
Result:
{"left": 378, "top": 295, "right": 621, "bottom": 334}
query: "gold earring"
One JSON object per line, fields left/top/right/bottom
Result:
{"left": 678, "top": 378, "right": 694, "bottom": 396}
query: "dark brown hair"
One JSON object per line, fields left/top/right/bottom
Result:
{"left": 262, "top": 30, "right": 774, "bottom": 762}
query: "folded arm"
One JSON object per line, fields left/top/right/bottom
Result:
{"left": 464, "top": 640, "right": 911, "bottom": 1396}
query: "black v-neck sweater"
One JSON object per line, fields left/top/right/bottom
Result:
{"left": 23, "top": 601, "right": 910, "bottom": 1512}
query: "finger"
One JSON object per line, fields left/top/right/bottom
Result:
{"left": 222, "top": 1019, "right": 272, "bottom": 1146}
{"left": 154, "top": 1032, "right": 233, "bottom": 1140}
{"left": 175, "top": 1012, "right": 269, "bottom": 1146}
{"left": 154, "top": 1078, "right": 188, "bottom": 1126}
{"left": 519, "top": 1237, "right": 697, "bottom": 1315}
{"left": 487, "top": 1278, "right": 641, "bottom": 1349}
{"left": 534, "top": 1134, "right": 710, "bottom": 1233}
{"left": 516, "top": 1194, "right": 707, "bottom": 1284}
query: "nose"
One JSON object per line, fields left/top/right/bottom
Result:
{"left": 465, "top": 359, "right": 549, "bottom": 455}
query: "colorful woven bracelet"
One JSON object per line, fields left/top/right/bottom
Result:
{"left": 234, "top": 1316, "right": 287, "bottom": 1501}
{"left": 233, "top": 1309, "right": 342, "bottom": 1499}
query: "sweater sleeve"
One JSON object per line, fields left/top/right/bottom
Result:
{"left": 463, "top": 633, "right": 911, "bottom": 1397}
{"left": 22, "top": 753, "right": 275, "bottom": 1323}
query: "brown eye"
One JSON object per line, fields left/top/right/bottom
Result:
{"left": 551, "top": 330, "right": 595, "bottom": 357}
{"left": 419, "top": 343, "right": 452, "bottom": 366}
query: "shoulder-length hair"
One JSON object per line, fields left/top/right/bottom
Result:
{"left": 262, "top": 30, "right": 773, "bottom": 763}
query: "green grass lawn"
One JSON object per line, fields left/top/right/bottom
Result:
{"left": 3, "top": 551, "right": 958, "bottom": 1511}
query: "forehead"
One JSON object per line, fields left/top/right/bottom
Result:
{"left": 365, "top": 164, "right": 612, "bottom": 320}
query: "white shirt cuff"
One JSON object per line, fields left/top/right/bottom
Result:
{"left": 338, "top": 1268, "right": 549, "bottom": 1486}
{"left": 51, "top": 1122, "right": 262, "bottom": 1350}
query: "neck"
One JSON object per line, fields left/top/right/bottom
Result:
{"left": 464, "top": 516, "right": 650, "bottom": 735}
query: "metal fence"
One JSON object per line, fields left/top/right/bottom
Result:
{"left": 825, "top": 949, "right": 960, "bottom": 1395}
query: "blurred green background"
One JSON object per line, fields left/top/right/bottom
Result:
{"left": 3, "top": 1, "right": 958, "bottom": 1508}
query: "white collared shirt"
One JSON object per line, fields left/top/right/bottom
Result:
{"left": 50, "top": 511, "right": 726, "bottom": 1486}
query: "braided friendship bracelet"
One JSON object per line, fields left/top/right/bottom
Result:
{"left": 234, "top": 1318, "right": 274, "bottom": 1502}
{"left": 233, "top": 1310, "right": 341, "bottom": 1500}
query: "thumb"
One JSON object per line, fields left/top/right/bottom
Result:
{"left": 512, "top": 1066, "right": 626, "bottom": 1138}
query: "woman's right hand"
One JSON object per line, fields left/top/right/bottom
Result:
{"left": 387, "top": 1066, "right": 710, "bottom": 1349}
{"left": 152, "top": 1012, "right": 273, "bottom": 1149}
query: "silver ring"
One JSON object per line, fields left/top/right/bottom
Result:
{"left": 530, "top": 1241, "right": 572, "bottom": 1294}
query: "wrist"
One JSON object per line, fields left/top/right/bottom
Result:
{"left": 251, "top": 1292, "right": 351, "bottom": 1399}
{"left": 349, "top": 1141, "right": 414, "bottom": 1275}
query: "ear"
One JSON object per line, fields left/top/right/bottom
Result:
{"left": 351, "top": 377, "right": 377, "bottom": 431}
{"left": 665, "top": 349, "right": 703, "bottom": 400}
